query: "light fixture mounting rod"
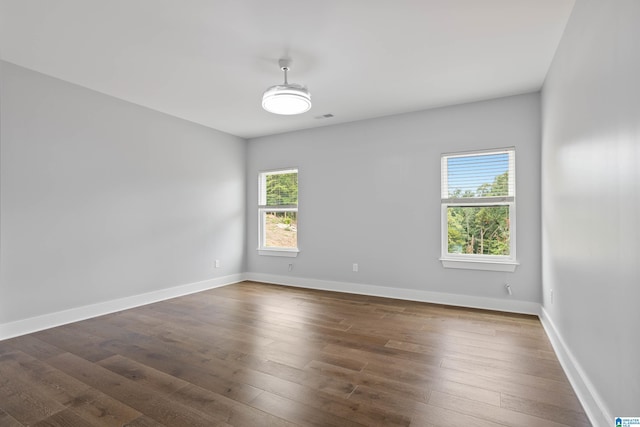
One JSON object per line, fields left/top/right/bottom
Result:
{"left": 278, "top": 58, "right": 291, "bottom": 84}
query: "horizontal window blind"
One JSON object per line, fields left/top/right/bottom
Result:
{"left": 441, "top": 148, "right": 515, "bottom": 202}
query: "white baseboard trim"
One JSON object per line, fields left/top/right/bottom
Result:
{"left": 0, "top": 273, "right": 244, "bottom": 341}
{"left": 244, "top": 273, "right": 540, "bottom": 315}
{"left": 1, "top": 271, "right": 607, "bottom": 427}
{"left": 539, "top": 307, "right": 610, "bottom": 427}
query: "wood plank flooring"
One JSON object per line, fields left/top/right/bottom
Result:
{"left": 0, "top": 281, "right": 590, "bottom": 426}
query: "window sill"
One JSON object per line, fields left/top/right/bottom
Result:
{"left": 440, "top": 258, "right": 518, "bottom": 272}
{"left": 258, "top": 248, "right": 299, "bottom": 258}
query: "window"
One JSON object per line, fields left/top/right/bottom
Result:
{"left": 440, "top": 148, "right": 517, "bottom": 271}
{"left": 258, "top": 168, "right": 299, "bottom": 257}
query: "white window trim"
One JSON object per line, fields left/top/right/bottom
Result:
{"left": 257, "top": 168, "right": 299, "bottom": 257}
{"left": 440, "top": 148, "right": 518, "bottom": 272}
{"left": 439, "top": 258, "right": 519, "bottom": 272}
{"left": 258, "top": 248, "right": 299, "bottom": 257}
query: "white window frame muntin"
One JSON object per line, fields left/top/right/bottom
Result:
{"left": 258, "top": 168, "right": 299, "bottom": 257}
{"left": 440, "top": 147, "right": 518, "bottom": 272}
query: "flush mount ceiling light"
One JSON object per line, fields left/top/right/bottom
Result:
{"left": 262, "top": 59, "right": 311, "bottom": 115}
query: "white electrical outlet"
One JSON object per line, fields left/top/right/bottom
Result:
{"left": 288, "top": 263, "right": 293, "bottom": 271}
{"left": 215, "top": 259, "right": 221, "bottom": 268}
{"left": 550, "top": 289, "right": 554, "bottom": 304}
{"left": 353, "top": 263, "right": 358, "bottom": 272}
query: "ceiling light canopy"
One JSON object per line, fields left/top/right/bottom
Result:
{"left": 262, "top": 59, "right": 311, "bottom": 115}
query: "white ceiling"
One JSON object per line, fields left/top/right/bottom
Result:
{"left": 0, "top": 0, "right": 575, "bottom": 139}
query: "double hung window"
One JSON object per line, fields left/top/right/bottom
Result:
{"left": 440, "top": 148, "right": 517, "bottom": 271}
{"left": 258, "top": 169, "right": 299, "bottom": 257}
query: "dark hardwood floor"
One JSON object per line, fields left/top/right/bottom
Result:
{"left": 0, "top": 281, "right": 590, "bottom": 426}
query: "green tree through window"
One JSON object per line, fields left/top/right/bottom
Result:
{"left": 266, "top": 172, "right": 297, "bottom": 205}
{"left": 447, "top": 172, "right": 510, "bottom": 255}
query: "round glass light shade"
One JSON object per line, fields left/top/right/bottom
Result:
{"left": 262, "top": 84, "right": 311, "bottom": 115}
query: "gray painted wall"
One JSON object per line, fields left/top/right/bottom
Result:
{"left": 0, "top": 61, "right": 247, "bottom": 324}
{"left": 247, "top": 93, "right": 542, "bottom": 303}
{"left": 542, "top": 0, "right": 640, "bottom": 418}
